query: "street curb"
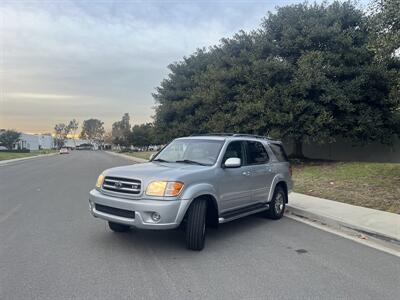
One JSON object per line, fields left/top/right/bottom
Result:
{"left": 0, "top": 153, "right": 58, "bottom": 166}
{"left": 286, "top": 204, "right": 400, "bottom": 246}
{"left": 105, "top": 151, "right": 148, "bottom": 163}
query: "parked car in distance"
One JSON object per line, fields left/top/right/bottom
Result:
{"left": 89, "top": 134, "right": 293, "bottom": 250}
{"left": 59, "top": 148, "right": 70, "bottom": 154}
{"left": 76, "top": 143, "right": 94, "bottom": 150}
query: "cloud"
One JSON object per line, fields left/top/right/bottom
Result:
{"left": 0, "top": 0, "right": 313, "bottom": 133}
{"left": 6, "top": 93, "right": 81, "bottom": 100}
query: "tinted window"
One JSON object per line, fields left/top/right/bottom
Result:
{"left": 223, "top": 141, "right": 244, "bottom": 164}
{"left": 269, "top": 143, "right": 288, "bottom": 162}
{"left": 245, "top": 141, "right": 269, "bottom": 165}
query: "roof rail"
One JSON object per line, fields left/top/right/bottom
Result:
{"left": 190, "top": 133, "right": 234, "bottom": 136}
{"left": 232, "top": 134, "right": 273, "bottom": 140}
{"left": 189, "top": 133, "right": 277, "bottom": 141}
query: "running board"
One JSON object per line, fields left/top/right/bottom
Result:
{"left": 219, "top": 203, "right": 269, "bottom": 224}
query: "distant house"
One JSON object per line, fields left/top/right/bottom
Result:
{"left": 14, "top": 133, "right": 55, "bottom": 151}
{"left": 15, "top": 133, "right": 39, "bottom": 150}
{"left": 38, "top": 134, "right": 54, "bottom": 149}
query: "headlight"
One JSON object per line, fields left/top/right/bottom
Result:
{"left": 146, "top": 181, "right": 184, "bottom": 197}
{"left": 95, "top": 173, "right": 105, "bottom": 188}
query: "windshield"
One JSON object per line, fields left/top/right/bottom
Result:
{"left": 153, "top": 139, "right": 224, "bottom": 166}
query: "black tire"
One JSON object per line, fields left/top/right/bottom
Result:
{"left": 185, "top": 199, "right": 207, "bottom": 251}
{"left": 264, "top": 186, "right": 286, "bottom": 220}
{"left": 108, "top": 221, "right": 130, "bottom": 232}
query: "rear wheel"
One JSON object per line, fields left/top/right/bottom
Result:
{"left": 108, "top": 221, "right": 130, "bottom": 232}
{"left": 264, "top": 186, "right": 286, "bottom": 220}
{"left": 185, "top": 199, "right": 207, "bottom": 251}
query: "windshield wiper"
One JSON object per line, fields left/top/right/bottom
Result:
{"left": 175, "top": 159, "right": 207, "bottom": 166}
{"left": 152, "top": 158, "right": 171, "bottom": 163}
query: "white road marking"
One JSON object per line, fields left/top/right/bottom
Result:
{"left": 0, "top": 203, "right": 23, "bottom": 223}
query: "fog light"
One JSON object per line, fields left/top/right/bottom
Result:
{"left": 151, "top": 212, "right": 161, "bottom": 222}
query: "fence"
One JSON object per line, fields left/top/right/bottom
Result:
{"left": 283, "top": 137, "right": 400, "bottom": 163}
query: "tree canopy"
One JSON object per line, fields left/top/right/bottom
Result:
{"left": 368, "top": 0, "right": 400, "bottom": 59}
{"left": 112, "top": 113, "right": 131, "bottom": 146}
{"left": 0, "top": 130, "right": 21, "bottom": 150}
{"left": 81, "top": 119, "right": 105, "bottom": 142}
{"left": 130, "top": 123, "right": 155, "bottom": 147}
{"left": 152, "top": 1, "right": 400, "bottom": 156}
{"left": 54, "top": 123, "right": 70, "bottom": 148}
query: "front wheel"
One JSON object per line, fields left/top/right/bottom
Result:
{"left": 185, "top": 199, "right": 207, "bottom": 251}
{"left": 264, "top": 186, "right": 286, "bottom": 220}
{"left": 108, "top": 221, "right": 130, "bottom": 232}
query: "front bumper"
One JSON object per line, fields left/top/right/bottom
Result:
{"left": 89, "top": 189, "right": 190, "bottom": 229}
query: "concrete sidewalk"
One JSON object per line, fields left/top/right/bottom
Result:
{"left": 287, "top": 192, "right": 400, "bottom": 244}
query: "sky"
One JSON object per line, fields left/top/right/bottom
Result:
{"left": 0, "top": 0, "right": 369, "bottom": 134}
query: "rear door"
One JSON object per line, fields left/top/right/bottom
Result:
{"left": 244, "top": 140, "right": 275, "bottom": 204}
{"left": 268, "top": 142, "right": 292, "bottom": 189}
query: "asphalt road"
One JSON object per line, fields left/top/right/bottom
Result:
{"left": 0, "top": 151, "right": 399, "bottom": 300}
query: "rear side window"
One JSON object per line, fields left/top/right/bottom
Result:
{"left": 269, "top": 143, "right": 288, "bottom": 162}
{"left": 245, "top": 141, "right": 269, "bottom": 165}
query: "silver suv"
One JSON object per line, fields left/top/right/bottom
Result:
{"left": 89, "top": 134, "right": 293, "bottom": 250}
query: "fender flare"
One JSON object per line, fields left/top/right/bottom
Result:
{"left": 176, "top": 183, "right": 219, "bottom": 223}
{"left": 267, "top": 174, "right": 288, "bottom": 203}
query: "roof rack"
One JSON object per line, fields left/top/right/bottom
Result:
{"left": 232, "top": 134, "right": 273, "bottom": 140}
{"left": 190, "top": 133, "right": 234, "bottom": 136}
{"left": 190, "top": 133, "right": 274, "bottom": 140}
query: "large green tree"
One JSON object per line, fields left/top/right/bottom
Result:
{"left": 153, "top": 1, "right": 400, "bottom": 156}
{"left": 260, "top": 1, "right": 399, "bottom": 156}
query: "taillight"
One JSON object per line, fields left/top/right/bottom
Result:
{"left": 289, "top": 165, "right": 292, "bottom": 177}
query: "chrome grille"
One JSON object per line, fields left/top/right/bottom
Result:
{"left": 102, "top": 176, "right": 141, "bottom": 194}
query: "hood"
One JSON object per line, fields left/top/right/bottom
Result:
{"left": 104, "top": 162, "right": 209, "bottom": 183}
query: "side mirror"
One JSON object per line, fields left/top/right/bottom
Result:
{"left": 224, "top": 157, "right": 241, "bottom": 168}
{"left": 149, "top": 153, "right": 156, "bottom": 161}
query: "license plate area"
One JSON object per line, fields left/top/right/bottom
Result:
{"left": 95, "top": 204, "right": 135, "bottom": 219}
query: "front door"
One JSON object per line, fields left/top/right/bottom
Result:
{"left": 217, "top": 141, "right": 254, "bottom": 213}
{"left": 244, "top": 141, "right": 273, "bottom": 204}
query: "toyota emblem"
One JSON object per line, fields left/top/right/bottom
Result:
{"left": 114, "top": 181, "right": 123, "bottom": 189}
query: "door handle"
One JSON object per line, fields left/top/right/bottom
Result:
{"left": 242, "top": 171, "right": 251, "bottom": 176}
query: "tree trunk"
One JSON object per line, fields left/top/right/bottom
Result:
{"left": 292, "top": 139, "right": 305, "bottom": 158}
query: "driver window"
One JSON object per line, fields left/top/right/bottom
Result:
{"left": 223, "top": 141, "right": 243, "bottom": 164}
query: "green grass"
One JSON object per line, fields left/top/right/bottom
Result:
{"left": 0, "top": 149, "right": 58, "bottom": 161}
{"left": 292, "top": 161, "right": 400, "bottom": 214}
{"left": 122, "top": 151, "right": 156, "bottom": 160}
